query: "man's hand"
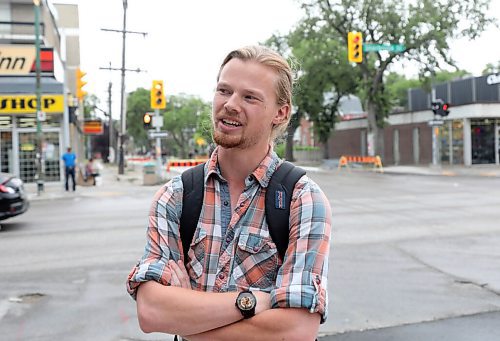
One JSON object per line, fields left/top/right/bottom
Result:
{"left": 168, "top": 260, "right": 191, "bottom": 289}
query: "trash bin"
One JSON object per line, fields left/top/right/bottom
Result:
{"left": 143, "top": 163, "right": 157, "bottom": 185}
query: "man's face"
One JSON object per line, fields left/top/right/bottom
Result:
{"left": 212, "top": 58, "right": 289, "bottom": 150}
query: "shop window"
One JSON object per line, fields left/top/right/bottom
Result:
{"left": 471, "top": 119, "right": 495, "bottom": 164}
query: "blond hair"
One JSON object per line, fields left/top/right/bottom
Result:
{"left": 217, "top": 45, "right": 293, "bottom": 141}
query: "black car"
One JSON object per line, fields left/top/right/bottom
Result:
{"left": 0, "top": 172, "right": 29, "bottom": 220}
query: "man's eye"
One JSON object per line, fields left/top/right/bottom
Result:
{"left": 217, "top": 88, "right": 229, "bottom": 94}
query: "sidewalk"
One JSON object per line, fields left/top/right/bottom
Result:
{"left": 316, "top": 159, "right": 500, "bottom": 177}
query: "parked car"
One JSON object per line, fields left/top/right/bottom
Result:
{"left": 0, "top": 172, "right": 29, "bottom": 221}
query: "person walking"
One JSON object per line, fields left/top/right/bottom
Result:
{"left": 127, "top": 46, "right": 332, "bottom": 340}
{"left": 61, "top": 147, "right": 76, "bottom": 191}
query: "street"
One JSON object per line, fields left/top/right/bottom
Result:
{"left": 1, "top": 168, "right": 500, "bottom": 340}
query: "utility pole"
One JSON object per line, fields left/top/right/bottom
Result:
{"left": 107, "top": 81, "right": 113, "bottom": 163}
{"left": 100, "top": 0, "right": 146, "bottom": 174}
{"left": 33, "top": 0, "right": 44, "bottom": 195}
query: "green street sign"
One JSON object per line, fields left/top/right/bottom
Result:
{"left": 363, "top": 44, "right": 406, "bottom": 53}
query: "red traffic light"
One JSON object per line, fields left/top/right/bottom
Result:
{"left": 442, "top": 104, "right": 448, "bottom": 111}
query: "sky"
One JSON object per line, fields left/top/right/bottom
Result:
{"left": 68, "top": 0, "right": 500, "bottom": 120}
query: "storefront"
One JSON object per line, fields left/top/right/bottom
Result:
{"left": 328, "top": 74, "right": 500, "bottom": 167}
{"left": 0, "top": 77, "right": 65, "bottom": 183}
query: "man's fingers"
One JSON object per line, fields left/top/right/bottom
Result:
{"left": 169, "top": 260, "right": 189, "bottom": 289}
{"left": 177, "top": 260, "right": 190, "bottom": 288}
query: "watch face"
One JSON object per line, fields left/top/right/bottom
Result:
{"left": 238, "top": 293, "right": 255, "bottom": 310}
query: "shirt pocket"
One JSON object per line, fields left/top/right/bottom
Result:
{"left": 233, "top": 232, "right": 279, "bottom": 290}
{"left": 186, "top": 227, "right": 207, "bottom": 279}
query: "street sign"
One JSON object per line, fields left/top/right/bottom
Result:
{"left": 363, "top": 44, "right": 406, "bottom": 53}
{"left": 152, "top": 115, "right": 163, "bottom": 128}
{"left": 428, "top": 119, "right": 445, "bottom": 126}
{"left": 148, "top": 131, "right": 168, "bottom": 139}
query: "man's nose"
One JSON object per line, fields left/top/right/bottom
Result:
{"left": 224, "top": 94, "right": 241, "bottom": 114}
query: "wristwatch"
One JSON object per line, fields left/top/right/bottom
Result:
{"left": 235, "top": 290, "right": 257, "bottom": 319}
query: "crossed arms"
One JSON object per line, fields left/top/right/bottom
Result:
{"left": 136, "top": 260, "right": 321, "bottom": 341}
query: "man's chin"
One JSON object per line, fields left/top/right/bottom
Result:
{"left": 213, "top": 133, "right": 243, "bottom": 149}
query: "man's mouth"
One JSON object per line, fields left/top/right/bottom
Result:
{"left": 221, "top": 118, "right": 242, "bottom": 127}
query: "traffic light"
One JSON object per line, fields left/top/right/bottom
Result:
{"left": 431, "top": 100, "right": 450, "bottom": 116}
{"left": 348, "top": 32, "right": 363, "bottom": 63}
{"left": 143, "top": 113, "right": 152, "bottom": 129}
{"left": 151, "top": 80, "right": 166, "bottom": 109}
{"left": 76, "top": 68, "right": 87, "bottom": 100}
{"left": 441, "top": 102, "right": 450, "bottom": 116}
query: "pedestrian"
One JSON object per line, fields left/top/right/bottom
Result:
{"left": 127, "top": 46, "right": 332, "bottom": 340}
{"left": 84, "top": 158, "right": 100, "bottom": 185}
{"left": 61, "top": 147, "right": 76, "bottom": 191}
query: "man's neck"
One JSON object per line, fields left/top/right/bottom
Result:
{"left": 217, "top": 143, "right": 271, "bottom": 184}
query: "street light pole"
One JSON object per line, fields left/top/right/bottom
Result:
{"left": 33, "top": 0, "right": 44, "bottom": 194}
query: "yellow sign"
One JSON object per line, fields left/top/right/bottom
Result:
{"left": 0, "top": 95, "right": 64, "bottom": 114}
{"left": 0, "top": 45, "right": 36, "bottom": 75}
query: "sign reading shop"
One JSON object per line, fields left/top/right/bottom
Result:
{"left": 0, "top": 95, "right": 64, "bottom": 114}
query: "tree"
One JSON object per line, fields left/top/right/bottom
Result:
{"left": 265, "top": 20, "right": 359, "bottom": 159}
{"left": 301, "top": 0, "right": 496, "bottom": 157}
{"left": 163, "top": 94, "right": 211, "bottom": 158}
{"left": 126, "top": 88, "right": 151, "bottom": 151}
{"left": 482, "top": 61, "right": 500, "bottom": 75}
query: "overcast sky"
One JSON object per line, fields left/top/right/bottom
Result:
{"left": 71, "top": 0, "right": 500, "bottom": 120}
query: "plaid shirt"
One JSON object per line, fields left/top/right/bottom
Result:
{"left": 127, "top": 147, "right": 332, "bottom": 321}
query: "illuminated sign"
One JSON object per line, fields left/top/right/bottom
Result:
{"left": 83, "top": 120, "right": 104, "bottom": 135}
{"left": 0, "top": 95, "right": 64, "bottom": 114}
{"left": 0, "top": 45, "right": 36, "bottom": 75}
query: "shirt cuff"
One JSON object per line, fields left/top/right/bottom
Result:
{"left": 270, "top": 272, "right": 328, "bottom": 323}
{"left": 126, "top": 261, "right": 171, "bottom": 299}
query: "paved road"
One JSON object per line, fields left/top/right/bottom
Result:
{"left": 0, "top": 166, "right": 499, "bottom": 340}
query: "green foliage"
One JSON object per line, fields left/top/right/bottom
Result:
{"left": 482, "top": 61, "right": 500, "bottom": 75}
{"left": 126, "top": 88, "right": 151, "bottom": 149}
{"left": 294, "top": 145, "right": 320, "bottom": 151}
{"left": 163, "top": 95, "right": 211, "bottom": 158}
{"left": 274, "top": 142, "right": 285, "bottom": 159}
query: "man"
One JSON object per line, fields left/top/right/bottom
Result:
{"left": 61, "top": 147, "right": 76, "bottom": 191}
{"left": 127, "top": 46, "right": 332, "bottom": 340}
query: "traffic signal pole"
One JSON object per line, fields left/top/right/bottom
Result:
{"left": 155, "top": 108, "right": 162, "bottom": 179}
{"left": 34, "top": 0, "right": 44, "bottom": 195}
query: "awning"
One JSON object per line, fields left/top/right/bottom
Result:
{"left": 0, "top": 76, "right": 63, "bottom": 94}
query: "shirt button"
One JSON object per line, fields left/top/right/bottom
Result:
{"left": 316, "top": 276, "right": 321, "bottom": 284}
{"left": 223, "top": 200, "right": 228, "bottom": 206}
{"left": 218, "top": 273, "right": 226, "bottom": 280}
{"left": 226, "top": 236, "right": 232, "bottom": 244}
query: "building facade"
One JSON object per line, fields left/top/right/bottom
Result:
{"left": 328, "top": 74, "right": 500, "bottom": 166}
{"left": 0, "top": 0, "right": 81, "bottom": 183}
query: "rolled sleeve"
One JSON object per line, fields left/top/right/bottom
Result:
{"left": 270, "top": 176, "right": 332, "bottom": 323}
{"left": 126, "top": 176, "right": 184, "bottom": 299}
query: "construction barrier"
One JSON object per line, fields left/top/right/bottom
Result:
{"left": 167, "top": 159, "right": 207, "bottom": 171}
{"left": 338, "top": 155, "right": 384, "bottom": 173}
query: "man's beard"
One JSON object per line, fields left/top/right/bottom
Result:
{"left": 212, "top": 119, "right": 261, "bottom": 150}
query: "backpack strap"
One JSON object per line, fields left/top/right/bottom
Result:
{"left": 265, "top": 161, "right": 306, "bottom": 260}
{"left": 180, "top": 162, "right": 206, "bottom": 264}
{"left": 180, "top": 161, "right": 306, "bottom": 263}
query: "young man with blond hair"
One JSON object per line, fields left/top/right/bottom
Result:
{"left": 127, "top": 45, "right": 332, "bottom": 340}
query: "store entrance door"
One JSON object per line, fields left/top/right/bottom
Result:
{"left": 496, "top": 125, "right": 500, "bottom": 165}
{"left": 0, "top": 131, "right": 14, "bottom": 174}
{"left": 18, "top": 131, "right": 62, "bottom": 183}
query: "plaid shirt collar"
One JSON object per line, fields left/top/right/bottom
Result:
{"left": 205, "top": 145, "right": 281, "bottom": 188}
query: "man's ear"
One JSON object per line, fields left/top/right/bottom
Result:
{"left": 272, "top": 104, "right": 291, "bottom": 125}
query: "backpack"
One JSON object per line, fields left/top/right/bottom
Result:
{"left": 179, "top": 161, "right": 306, "bottom": 263}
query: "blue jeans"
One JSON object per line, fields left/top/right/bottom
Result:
{"left": 65, "top": 166, "right": 76, "bottom": 191}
